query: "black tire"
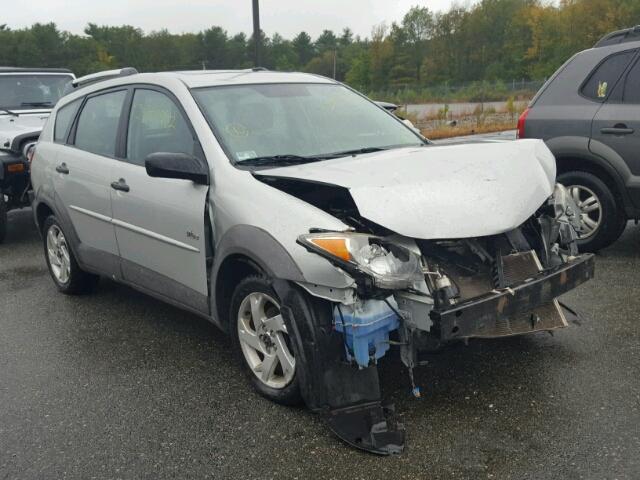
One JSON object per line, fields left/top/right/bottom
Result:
{"left": 229, "top": 275, "right": 302, "bottom": 406}
{"left": 0, "top": 191, "right": 6, "bottom": 244}
{"left": 557, "top": 170, "right": 626, "bottom": 252}
{"left": 42, "top": 215, "right": 99, "bottom": 294}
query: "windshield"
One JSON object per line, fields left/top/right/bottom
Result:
{"left": 0, "top": 74, "right": 73, "bottom": 111}
{"left": 192, "top": 83, "right": 423, "bottom": 164}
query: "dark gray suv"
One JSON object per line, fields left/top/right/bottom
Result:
{"left": 519, "top": 26, "right": 640, "bottom": 252}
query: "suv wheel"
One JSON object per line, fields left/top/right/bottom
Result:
{"left": 557, "top": 171, "right": 626, "bottom": 252}
{"left": 43, "top": 215, "right": 98, "bottom": 294}
{"left": 0, "top": 191, "right": 6, "bottom": 244}
{"left": 230, "top": 275, "right": 302, "bottom": 405}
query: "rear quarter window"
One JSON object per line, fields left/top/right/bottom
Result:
{"left": 54, "top": 99, "right": 81, "bottom": 143}
{"left": 581, "top": 50, "right": 637, "bottom": 101}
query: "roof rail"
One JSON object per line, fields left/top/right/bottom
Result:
{"left": 594, "top": 26, "right": 640, "bottom": 48}
{"left": 61, "top": 67, "right": 138, "bottom": 96}
{"left": 72, "top": 67, "right": 138, "bottom": 88}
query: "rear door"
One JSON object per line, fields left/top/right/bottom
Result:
{"left": 54, "top": 88, "right": 127, "bottom": 276}
{"left": 591, "top": 52, "right": 640, "bottom": 176}
{"left": 110, "top": 86, "right": 210, "bottom": 314}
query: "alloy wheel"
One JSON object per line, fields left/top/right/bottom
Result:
{"left": 237, "top": 292, "right": 295, "bottom": 389}
{"left": 46, "top": 225, "right": 71, "bottom": 284}
{"left": 568, "top": 185, "right": 602, "bottom": 239}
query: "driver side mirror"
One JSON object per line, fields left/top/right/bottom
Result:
{"left": 145, "top": 152, "right": 209, "bottom": 185}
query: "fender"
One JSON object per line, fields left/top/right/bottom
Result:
{"left": 9, "top": 131, "right": 41, "bottom": 153}
{"left": 546, "top": 136, "right": 639, "bottom": 216}
{"left": 33, "top": 191, "right": 115, "bottom": 276}
{"left": 588, "top": 138, "right": 640, "bottom": 212}
{"left": 209, "top": 224, "right": 306, "bottom": 326}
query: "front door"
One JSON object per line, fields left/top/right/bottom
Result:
{"left": 110, "top": 87, "right": 210, "bottom": 313}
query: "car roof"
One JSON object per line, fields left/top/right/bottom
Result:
{"left": 56, "top": 69, "right": 338, "bottom": 108}
{"left": 0, "top": 67, "right": 73, "bottom": 74}
{"left": 168, "top": 70, "right": 336, "bottom": 88}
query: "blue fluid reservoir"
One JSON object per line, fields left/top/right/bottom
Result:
{"left": 334, "top": 297, "right": 400, "bottom": 369}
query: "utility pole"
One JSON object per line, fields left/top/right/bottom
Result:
{"left": 333, "top": 49, "right": 337, "bottom": 79}
{"left": 252, "top": 0, "right": 261, "bottom": 67}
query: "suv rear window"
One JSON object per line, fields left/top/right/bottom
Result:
{"left": 54, "top": 100, "right": 80, "bottom": 143}
{"left": 581, "top": 50, "right": 636, "bottom": 101}
{"left": 74, "top": 90, "right": 127, "bottom": 157}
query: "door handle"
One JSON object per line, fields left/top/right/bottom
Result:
{"left": 601, "top": 124, "right": 634, "bottom": 135}
{"left": 55, "top": 163, "right": 69, "bottom": 174}
{"left": 110, "top": 179, "right": 130, "bottom": 193}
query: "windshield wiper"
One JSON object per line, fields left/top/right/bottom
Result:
{"left": 0, "top": 108, "right": 19, "bottom": 117}
{"left": 320, "top": 146, "right": 392, "bottom": 159}
{"left": 20, "top": 102, "right": 53, "bottom": 108}
{"left": 239, "top": 154, "right": 327, "bottom": 166}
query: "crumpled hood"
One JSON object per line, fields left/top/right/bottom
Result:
{"left": 0, "top": 112, "right": 49, "bottom": 150}
{"left": 256, "top": 139, "right": 556, "bottom": 239}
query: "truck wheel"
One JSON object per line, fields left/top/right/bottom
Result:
{"left": 0, "top": 191, "right": 7, "bottom": 244}
{"left": 230, "top": 275, "right": 302, "bottom": 405}
{"left": 42, "top": 215, "right": 98, "bottom": 294}
{"left": 557, "top": 171, "right": 626, "bottom": 252}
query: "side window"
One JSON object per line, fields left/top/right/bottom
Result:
{"left": 54, "top": 99, "right": 80, "bottom": 143}
{"left": 581, "top": 50, "right": 636, "bottom": 101}
{"left": 126, "top": 89, "right": 194, "bottom": 166}
{"left": 74, "top": 90, "right": 127, "bottom": 157}
{"left": 623, "top": 59, "right": 640, "bottom": 104}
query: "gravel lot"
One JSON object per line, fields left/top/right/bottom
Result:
{"left": 1, "top": 194, "right": 639, "bottom": 479}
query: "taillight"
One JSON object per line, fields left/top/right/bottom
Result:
{"left": 516, "top": 107, "right": 530, "bottom": 139}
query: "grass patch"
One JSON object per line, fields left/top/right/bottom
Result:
{"left": 422, "top": 121, "right": 516, "bottom": 140}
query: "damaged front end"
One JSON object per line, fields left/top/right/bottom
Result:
{"left": 287, "top": 183, "right": 594, "bottom": 455}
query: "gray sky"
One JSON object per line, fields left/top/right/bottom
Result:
{"left": 3, "top": 0, "right": 472, "bottom": 39}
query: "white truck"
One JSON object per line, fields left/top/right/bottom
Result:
{"left": 0, "top": 67, "right": 74, "bottom": 242}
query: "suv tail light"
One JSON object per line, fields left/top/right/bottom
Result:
{"left": 516, "top": 107, "right": 530, "bottom": 139}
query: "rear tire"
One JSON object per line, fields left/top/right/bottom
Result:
{"left": 557, "top": 170, "right": 626, "bottom": 252}
{"left": 229, "top": 275, "right": 302, "bottom": 406}
{"left": 42, "top": 215, "right": 98, "bottom": 294}
{"left": 0, "top": 191, "right": 6, "bottom": 244}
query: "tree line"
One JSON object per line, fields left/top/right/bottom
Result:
{"left": 1, "top": 0, "right": 639, "bottom": 96}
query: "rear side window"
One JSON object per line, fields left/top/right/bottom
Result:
{"left": 126, "top": 89, "right": 194, "bottom": 166}
{"left": 623, "top": 59, "right": 640, "bottom": 104}
{"left": 581, "top": 50, "right": 636, "bottom": 101}
{"left": 74, "top": 90, "right": 127, "bottom": 157}
{"left": 54, "top": 99, "right": 80, "bottom": 143}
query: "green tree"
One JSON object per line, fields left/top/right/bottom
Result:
{"left": 292, "top": 31, "right": 315, "bottom": 67}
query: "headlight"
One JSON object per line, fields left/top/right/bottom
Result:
{"left": 297, "top": 232, "right": 423, "bottom": 289}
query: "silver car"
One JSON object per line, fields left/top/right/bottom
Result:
{"left": 30, "top": 69, "right": 594, "bottom": 454}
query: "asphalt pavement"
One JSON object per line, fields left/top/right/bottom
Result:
{"left": 1, "top": 174, "right": 639, "bottom": 479}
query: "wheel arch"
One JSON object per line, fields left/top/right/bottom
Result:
{"left": 213, "top": 253, "right": 265, "bottom": 331}
{"left": 35, "top": 200, "right": 55, "bottom": 233}
{"left": 555, "top": 155, "right": 627, "bottom": 212}
{"left": 210, "top": 225, "right": 306, "bottom": 330}
{"left": 546, "top": 136, "right": 631, "bottom": 213}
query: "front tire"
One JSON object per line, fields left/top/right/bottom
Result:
{"left": 230, "top": 275, "right": 302, "bottom": 405}
{"left": 557, "top": 171, "right": 626, "bottom": 252}
{"left": 0, "top": 191, "right": 6, "bottom": 244}
{"left": 42, "top": 215, "right": 98, "bottom": 294}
